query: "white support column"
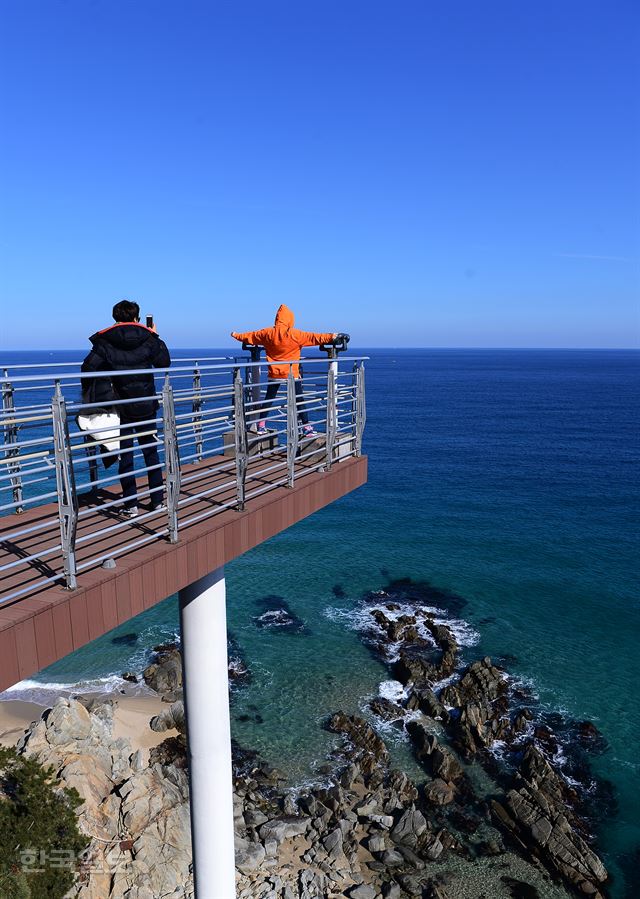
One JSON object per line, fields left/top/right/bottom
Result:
{"left": 180, "top": 567, "right": 236, "bottom": 899}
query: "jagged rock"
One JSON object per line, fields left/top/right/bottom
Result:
{"left": 367, "top": 833, "right": 386, "bottom": 853}
{"left": 323, "top": 825, "right": 344, "bottom": 859}
{"left": 390, "top": 808, "right": 427, "bottom": 847}
{"left": 355, "top": 797, "right": 378, "bottom": 816}
{"left": 327, "top": 713, "right": 390, "bottom": 779}
{"left": 382, "top": 883, "right": 402, "bottom": 899}
{"left": 370, "top": 696, "right": 406, "bottom": 722}
{"left": 424, "top": 778, "right": 455, "bottom": 806}
{"left": 393, "top": 651, "right": 442, "bottom": 686}
{"left": 259, "top": 815, "right": 310, "bottom": 844}
{"left": 505, "top": 785, "right": 607, "bottom": 891}
{"left": 368, "top": 813, "right": 394, "bottom": 829}
{"left": 424, "top": 834, "right": 445, "bottom": 860}
{"left": 439, "top": 658, "right": 508, "bottom": 755}
{"left": 414, "top": 686, "right": 449, "bottom": 721}
{"left": 42, "top": 698, "right": 92, "bottom": 744}
{"left": 18, "top": 698, "right": 127, "bottom": 841}
{"left": 440, "top": 657, "right": 505, "bottom": 707}
{"left": 398, "top": 873, "right": 426, "bottom": 896}
{"left": 405, "top": 722, "right": 464, "bottom": 787}
{"left": 519, "top": 743, "right": 578, "bottom": 806}
{"left": 149, "top": 735, "right": 187, "bottom": 768}
{"left": 398, "top": 844, "right": 426, "bottom": 869}
{"left": 18, "top": 698, "right": 194, "bottom": 899}
{"left": 489, "top": 744, "right": 608, "bottom": 897}
{"left": 348, "top": 885, "right": 377, "bottom": 899}
{"left": 381, "top": 849, "right": 404, "bottom": 867}
{"left": 244, "top": 807, "right": 269, "bottom": 828}
{"left": 143, "top": 645, "right": 183, "bottom": 697}
{"left": 149, "top": 700, "right": 185, "bottom": 734}
{"left": 235, "top": 837, "right": 266, "bottom": 874}
{"left": 298, "top": 868, "right": 327, "bottom": 898}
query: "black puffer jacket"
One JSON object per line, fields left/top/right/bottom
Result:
{"left": 81, "top": 323, "right": 171, "bottom": 422}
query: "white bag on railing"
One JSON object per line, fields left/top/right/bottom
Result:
{"left": 76, "top": 413, "right": 121, "bottom": 452}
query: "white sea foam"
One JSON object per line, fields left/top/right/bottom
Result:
{"left": 0, "top": 674, "right": 153, "bottom": 706}
{"left": 378, "top": 679, "right": 408, "bottom": 702}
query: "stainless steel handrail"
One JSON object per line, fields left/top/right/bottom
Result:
{"left": 0, "top": 352, "right": 367, "bottom": 604}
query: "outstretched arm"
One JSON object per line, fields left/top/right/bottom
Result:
{"left": 295, "top": 330, "right": 337, "bottom": 347}
{"left": 231, "top": 329, "right": 269, "bottom": 345}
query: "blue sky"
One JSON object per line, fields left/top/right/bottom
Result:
{"left": 1, "top": 0, "right": 638, "bottom": 349}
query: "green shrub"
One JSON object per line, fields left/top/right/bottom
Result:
{"left": 0, "top": 747, "right": 88, "bottom": 899}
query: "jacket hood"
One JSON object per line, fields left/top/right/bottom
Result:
{"left": 90, "top": 322, "right": 156, "bottom": 350}
{"left": 274, "top": 304, "right": 294, "bottom": 328}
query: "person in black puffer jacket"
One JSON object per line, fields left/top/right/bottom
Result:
{"left": 82, "top": 300, "right": 171, "bottom": 517}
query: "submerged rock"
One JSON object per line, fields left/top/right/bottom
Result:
{"left": 369, "top": 696, "right": 406, "bottom": 722}
{"left": 253, "top": 596, "right": 306, "bottom": 632}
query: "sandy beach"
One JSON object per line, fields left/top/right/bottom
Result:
{"left": 0, "top": 693, "right": 176, "bottom": 754}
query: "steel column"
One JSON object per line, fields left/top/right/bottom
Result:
{"left": 162, "top": 377, "right": 181, "bottom": 543}
{"left": 355, "top": 362, "right": 366, "bottom": 457}
{"left": 1, "top": 373, "right": 24, "bottom": 513}
{"left": 286, "top": 368, "right": 299, "bottom": 487}
{"left": 325, "top": 363, "right": 337, "bottom": 470}
{"left": 244, "top": 346, "right": 262, "bottom": 426}
{"left": 179, "top": 567, "right": 236, "bottom": 899}
{"left": 233, "top": 371, "right": 248, "bottom": 510}
{"left": 192, "top": 362, "right": 203, "bottom": 461}
{"left": 52, "top": 382, "right": 78, "bottom": 589}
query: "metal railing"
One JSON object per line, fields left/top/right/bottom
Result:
{"left": 0, "top": 350, "right": 367, "bottom": 604}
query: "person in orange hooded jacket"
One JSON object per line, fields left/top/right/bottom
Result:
{"left": 231, "top": 304, "right": 337, "bottom": 436}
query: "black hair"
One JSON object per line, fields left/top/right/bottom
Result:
{"left": 112, "top": 300, "right": 140, "bottom": 322}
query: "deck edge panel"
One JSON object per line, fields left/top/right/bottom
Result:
{"left": 0, "top": 456, "right": 367, "bottom": 691}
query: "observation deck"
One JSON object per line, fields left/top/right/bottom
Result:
{"left": 0, "top": 350, "right": 367, "bottom": 691}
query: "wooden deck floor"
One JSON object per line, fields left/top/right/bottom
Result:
{"left": 0, "top": 450, "right": 367, "bottom": 691}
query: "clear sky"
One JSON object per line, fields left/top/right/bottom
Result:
{"left": 1, "top": 0, "right": 638, "bottom": 349}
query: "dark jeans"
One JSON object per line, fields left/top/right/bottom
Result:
{"left": 118, "top": 421, "right": 163, "bottom": 508}
{"left": 261, "top": 379, "right": 309, "bottom": 426}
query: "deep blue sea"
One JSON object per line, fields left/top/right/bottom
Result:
{"left": 2, "top": 348, "right": 638, "bottom": 896}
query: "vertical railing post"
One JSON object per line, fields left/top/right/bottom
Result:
{"left": 192, "top": 361, "right": 203, "bottom": 461}
{"left": 233, "top": 370, "right": 248, "bottom": 511}
{"left": 162, "top": 376, "right": 181, "bottom": 544}
{"left": 52, "top": 381, "right": 78, "bottom": 589}
{"left": 286, "top": 367, "right": 299, "bottom": 487}
{"left": 2, "top": 371, "right": 24, "bottom": 513}
{"left": 355, "top": 362, "right": 366, "bottom": 457}
{"left": 244, "top": 345, "right": 262, "bottom": 427}
{"left": 325, "top": 362, "right": 337, "bottom": 471}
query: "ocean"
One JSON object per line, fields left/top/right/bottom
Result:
{"left": 1, "top": 348, "right": 638, "bottom": 897}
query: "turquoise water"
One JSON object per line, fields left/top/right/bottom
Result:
{"left": 2, "top": 349, "right": 638, "bottom": 896}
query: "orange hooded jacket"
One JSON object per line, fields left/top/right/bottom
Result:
{"left": 232, "top": 305, "right": 335, "bottom": 379}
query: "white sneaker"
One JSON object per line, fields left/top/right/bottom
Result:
{"left": 121, "top": 506, "right": 139, "bottom": 519}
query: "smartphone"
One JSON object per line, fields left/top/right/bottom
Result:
{"left": 146, "top": 314, "right": 154, "bottom": 329}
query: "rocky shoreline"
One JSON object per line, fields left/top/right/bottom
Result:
{"left": 3, "top": 581, "right": 612, "bottom": 899}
